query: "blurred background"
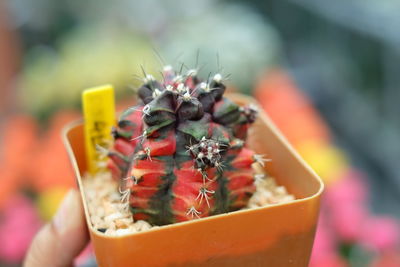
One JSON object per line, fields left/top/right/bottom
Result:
{"left": 1, "top": 0, "right": 400, "bottom": 266}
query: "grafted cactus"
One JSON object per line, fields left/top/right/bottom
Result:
{"left": 106, "top": 66, "right": 265, "bottom": 225}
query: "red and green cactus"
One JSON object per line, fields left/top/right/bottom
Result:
{"left": 106, "top": 66, "right": 265, "bottom": 225}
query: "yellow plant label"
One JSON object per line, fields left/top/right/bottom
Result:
{"left": 82, "top": 84, "right": 116, "bottom": 174}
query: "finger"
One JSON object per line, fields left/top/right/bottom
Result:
{"left": 24, "top": 189, "right": 89, "bottom": 267}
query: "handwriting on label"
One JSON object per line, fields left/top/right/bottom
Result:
{"left": 82, "top": 85, "right": 116, "bottom": 174}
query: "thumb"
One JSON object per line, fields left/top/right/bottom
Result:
{"left": 24, "top": 189, "right": 89, "bottom": 267}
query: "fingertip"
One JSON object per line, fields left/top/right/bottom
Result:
{"left": 24, "top": 189, "right": 89, "bottom": 267}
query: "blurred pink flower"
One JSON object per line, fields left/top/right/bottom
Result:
{"left": 330, "top": 203, "right": 368, "bottom": 242}
{"left": 371, "top": 251, "right": 400, "bottom": 267}
{"left": 309, "top": 252, "right": 348, "bottom": 267}
{"left": 0, "top": 195, "right": 42, "bottom": 263}
{"left": 311, "top": 218, "right": 337, "bottom": 261}
{"left": 360, "top": 216, "right": 400, "bottom": 252}
{"left": 323, "top": 170, "right": 371, "bottom": 242}
{"left": 74, "top": 243, "right": 94, "bottom": 266}
{"left": 325, "top": 170, "right": 368, "bottom": 206}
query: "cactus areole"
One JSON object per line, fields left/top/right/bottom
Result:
{"left": 106, "top": 66, "right": 264, "bottom": 225}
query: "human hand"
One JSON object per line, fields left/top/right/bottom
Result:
{"left": 24, "top": 189, "right": 89, "bottom": 267}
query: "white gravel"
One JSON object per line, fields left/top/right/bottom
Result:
{"left": 83, "top": 167, "right": 294, "bottom": 236}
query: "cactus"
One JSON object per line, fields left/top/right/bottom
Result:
{"left": 106, "top": 65, "right": 265, "bottom": 225}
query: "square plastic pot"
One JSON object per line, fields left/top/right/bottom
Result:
{"left": 63, "top": 93, "right": 324, "bottom": 267}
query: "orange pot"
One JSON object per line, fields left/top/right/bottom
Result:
{"left": 63, "top": 94, "right": 323, "bottom": 267}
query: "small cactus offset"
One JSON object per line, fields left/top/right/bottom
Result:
{"left": 106, "top": 65, "right": 264, "bottom": 225}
